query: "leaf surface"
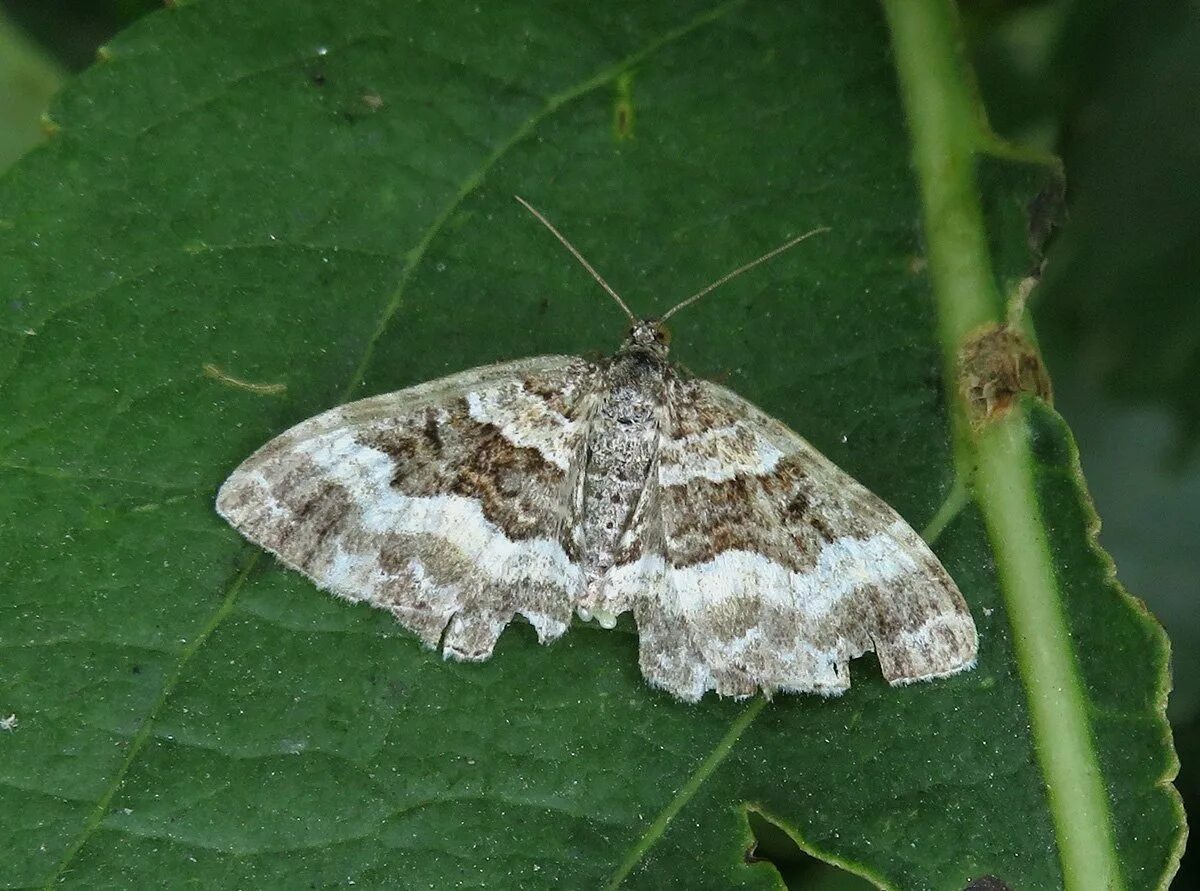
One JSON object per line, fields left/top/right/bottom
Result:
{"left": 0, "top": 1, "right": 1181, "bottom": 888}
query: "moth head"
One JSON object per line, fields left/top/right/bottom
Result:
{"left": 626, "top": 319, "right": 671, "bottom": 357}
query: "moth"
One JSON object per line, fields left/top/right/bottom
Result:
{"left": 217, "top": 198, "right": 977, "bottom": 702}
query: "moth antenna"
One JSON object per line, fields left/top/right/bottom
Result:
{"left": 514, "top": 195, "right": 636, "bottom": 324}
{"left": 659, "top": 226, "right": 830, "bottom": 322}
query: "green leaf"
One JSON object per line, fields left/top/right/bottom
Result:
{"left": 0, "top": 1, "right": 1182, "bottom": 888}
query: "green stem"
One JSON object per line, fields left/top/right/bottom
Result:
{"left": 880, "top": 2, "right": 1122, "bottom": 889}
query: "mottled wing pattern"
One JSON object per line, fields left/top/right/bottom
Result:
{"left": 643, "top": 378, "right": 977, "bottom": 701}
{"left": 217, "top": 356, "right": 599, "bottom": 660}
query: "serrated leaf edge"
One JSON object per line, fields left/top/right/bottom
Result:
{"left": 882, "top": 0, "right": 1183, "bottom": 889}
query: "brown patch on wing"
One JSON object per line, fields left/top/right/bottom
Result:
{"left": 644, "top": 376, "right": 977, "bottom": 697}
{"left": 357, "top": 397, "right": 568, "bottom": 542}
{"left": 218, "top": 459, "right": 359, "bottom": 576}
{"left": 522, "top": 361, "right": 601, "bottom": 418}
{"left": 664, "top": 380, "right": 741, "bottom": 438}
{"left": 521, "top": 372, "right": 577, "bottom": 415}
{"left": 215, "top": 357, "right": 595, "bottom": 662}
{"left": 421, "top": 408, "right": 444, "bottom": 453}
{"left": 661, "top": 454, "right": 889, "bottom": 571}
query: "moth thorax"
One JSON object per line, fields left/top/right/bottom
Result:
{"left": 579, "top": 371, "right": 663, "bottom": 597}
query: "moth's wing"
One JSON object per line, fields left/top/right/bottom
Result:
{"left": 216, "top": 355, "right": 600, "bottom": 660}
{"left": 642, "top": 378, "right": 977, "bottom": 701}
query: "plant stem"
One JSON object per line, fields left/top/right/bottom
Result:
{"left": 880, "top": 2, "right": 1122, "bottom": 889}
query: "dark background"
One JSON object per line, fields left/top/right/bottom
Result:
{"left": 1, "top": 1, "right": 1194, "bottom": 887}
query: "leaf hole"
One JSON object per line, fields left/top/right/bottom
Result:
{"left": 744, "top": 808, "right": 876, "bottom": 889}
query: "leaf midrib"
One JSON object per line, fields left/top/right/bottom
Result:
{"left": 881, "top": 1, "right": 1125, "bottom": 888}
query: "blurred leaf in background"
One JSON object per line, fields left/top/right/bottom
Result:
{"left": 0, "top": 0, "right": 161, "bottom": 168}
{"left": 3, "top": 0, "right": 159, "bottom": 72}
{"left": 0, "top": 7, "right": 63, "bottom": 170}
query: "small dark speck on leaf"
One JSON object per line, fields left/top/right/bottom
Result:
{"left": 616, "top": 106, "right": 632, "bottom": 138}
{"left": 131, "top": 664, "right": 142, "bottom": 675}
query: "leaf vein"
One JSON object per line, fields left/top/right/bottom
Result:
{"left": 39, "top": 3, "right": 747, "bottom": 882}
{"left": 603, "top": 699, "right": 765, "bottom": 889}
{"left": 40, "top": 554, "right": 257, "bottom": 888}
{"left": 341, "top": 0, "right": 748, "bottom": 399}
